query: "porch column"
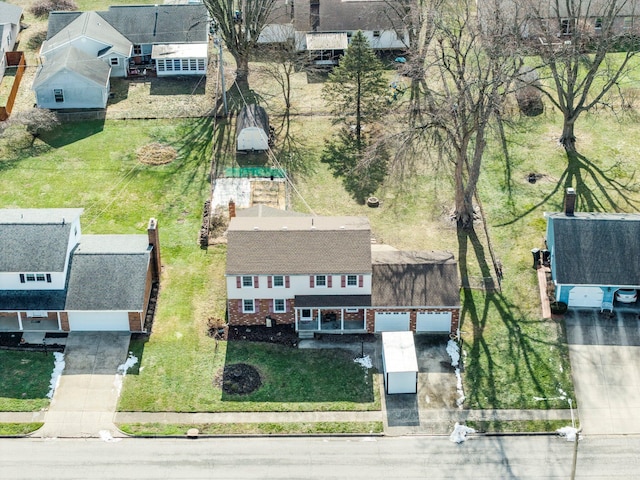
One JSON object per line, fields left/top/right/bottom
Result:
{"left": 340, "top": 309, "right": 344, "bottom": 331}
{"left": 317, "top": 309, "right": 321, "bottom": 330}
{"left": 56, "top": 311, "right": 61, "bottom": 330}
{"left": 294, "top": 309, "right": 298, "bottom": 332}
{"left": 17, "top": 311, "right": 22, "bottom": 330}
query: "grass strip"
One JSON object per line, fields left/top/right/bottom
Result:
{"left": 466, "top": 419, "right": 573, "bottom": 433}
{"left": 0, "top": 423, "right": 44, "bottom": 435}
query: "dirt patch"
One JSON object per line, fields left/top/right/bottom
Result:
{"left": 216, "top": 363, "right": 262, "bottom": 395}
{"left": 228, "top": 324, "right": 298, "bottom": 347}
{"left": 137, "top": 143, "right": 177, "bottom": 165}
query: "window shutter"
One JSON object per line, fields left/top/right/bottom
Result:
{"left": 327, "top": 276, "right": 332, "bottom": 288}
{"left": 358, "top": 275, "right": 363, "bottom": 287}
{"left": 285, "top": 276, "right": 290, "bottom": 287}
{"left": 268, "top": 276, "right": 272, "bottom": 288}
{"left": 236, "top": 276, "right": 241, "bottom": 288}
{"left": 341, "top": 275, "right": 346, "bottom": 288}
{"left": 19, "top": 274, "right": 25, "bottom": 283}
{"left": 46, "top": 274, "right": 52, "bottom": 283}
{"left": 284, "top": 300, "right": 288, "bottom": 313}
{"left": 254, "top": 276, "right": 259, "bottom": 288}
{"left": 269, "top": 302, "right": 273, "bottom": 313}
{"left": 255, "top": 301, "right": 259, "bottom": 313}
{"left": 238, "top": 300, "right": 242, "bottom": 313}
{"left": 310, "top": 276, "right": 314, "bottom": 288}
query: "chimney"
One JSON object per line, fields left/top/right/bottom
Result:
{"left": 564, "top": 187, "right": 576, "bottom": 216}
{"left": 147, "top": 218, "right": 161, "bottom": 283}
{"left": 228, "top": 199, "right": 236, "bottom": 218}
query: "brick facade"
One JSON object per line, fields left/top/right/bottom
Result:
{"left": 228, "top": 298, "right": 295, "bottom": 326}
{"left": 59, "top": 312, "right": 69, "bottom": 331}
{"left": 128, "top": 312, "right": 143, "bottom": 332}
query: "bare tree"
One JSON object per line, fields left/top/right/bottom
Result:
{"left": 412, "top": 0, "right": 523, "bottom": 229}
{"left": 521, "top": 0, "right": 640, "bottom": 153}
{"left": 203, "top": 0, "right": 281, "bottom": 85}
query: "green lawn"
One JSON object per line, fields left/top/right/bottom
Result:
{"left": 0, "top": 351, "right": 53, "bottom": 412}
{"left": 0, "top": 422, "right": 44, "bottom": 435}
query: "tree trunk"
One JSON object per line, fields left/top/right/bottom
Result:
{"left": 560, "top": 117, "right": 577, "bottom": 153}
{"left": 235, "top": 55, "right": 249, "bottom": 85}
{"left": 454, "top": 151, "right": 475, "bottom": 231}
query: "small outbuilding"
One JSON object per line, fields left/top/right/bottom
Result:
{"left": 236, "top": 104, "right": 270, "bottom": 152}
{"left": 381, "top": 331, "right": 418, "bottom": 395}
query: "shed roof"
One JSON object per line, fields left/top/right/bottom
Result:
{"left": 0, "top": 209, "right": 82, "bottom": 272}
{"left": 226, "top": 216, "right": 372, "bottom": 275}
{"left": 547, "top": 212, "right": 640, "bottom": 286}
{"left": 371, "top": 250, "right": 460, "bottom": 307}
{"left": 237, "top": 104, "right": 269, "bottom": 133}
{"left": 33, "top": 46, "right": 111, "bottom": 88}
{"left": 65, "top": 235, "right": 151, "bottom": 310}
{"left": 382, "top": 331, "right": 418, "bottom": 373}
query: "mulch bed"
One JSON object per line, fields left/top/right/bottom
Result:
{"left": 216, "top": 363, "right": 262, "bottom": 395}
{"left": 227, "top": 324, "right": 298, "bottom": 347}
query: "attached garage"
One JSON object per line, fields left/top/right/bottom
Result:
{"left": 568, "top": 286, "right": 604, "bottom": 308}
{"left": 416, "top": 311, "right": 452, "bottom": 333}
{"left": 375, "top": 311, "right": 410, "bottom": 332}
{"left": 381, "top": 331, "right": 418, "bottom": 394}
{"left": 67, "top": 311, "right": 130, "bottom": 331}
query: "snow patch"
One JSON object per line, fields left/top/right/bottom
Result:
{"left": 99, "top": 430, "right": 121, "bottom": 443}
{"left": 354, "top": 355, "right": 373, "bottom": 369}
{"left": 447, "top": 340, "right": 465, "bottom": 408}
{"left": 450, "top": 423, "right": 475, "bottom": 443}
{"left": 557, "top": 426, "right": 580, "bottom": 442}
{"left": 114, "top": 353, "right": 138, "bottom": 397}
{"left": 46, "top": 352, "right": 65, "bottom": 399}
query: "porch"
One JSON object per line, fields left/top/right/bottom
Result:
{"left": 294, "top": 294, "right": 371, "bottom": 334}
{"left": 0, "top": 312, "right": 61, "bottom": 331}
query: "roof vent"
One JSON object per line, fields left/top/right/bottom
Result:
{"left": 253, "top": 226, "right": 260, "bottom": 231}
{"left": 282, "top": 226, "right": 288, "bottom": 230}
{"left": 340, "top": 226, "right": 345, "bottom": 229}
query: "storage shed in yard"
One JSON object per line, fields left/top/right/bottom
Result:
{"left": 381, "top": 331, "right": 418, "bottom": 394}
{"left": 237, "top": 104, "right": 270, "bottom": 151}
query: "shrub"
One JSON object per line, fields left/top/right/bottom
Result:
{"left": 29, "top": 0, "right": 78, "bottom": 18}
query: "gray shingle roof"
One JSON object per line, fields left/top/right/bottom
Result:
{"left": 295, "top": 294, "right": 372, "bottom": 308}
{"left": 0, "top": 208, "right": 83, "bottom": 272}
{"left": 99, "top": 5, "right": 209, "bottom": 44}
{"left": 65, "top": 235, "right": 151, "bottom": 311}
{"left": 0, "top": 1, "right": 22, "bottom": 26}
{"left": 548, "top": 212, "right": 640, "bottom": 285}
{"left": 226, "top": 216, "right": 372, "bottom": 275}
{"left": 371, "top": 251, "right": 460, "bottom": 307}
{"left": 0, "top": 290, "right": 66, "bottom": 310}
{"left": 236, "top": 205, "right": 310, "bottom": 218}
{"left": 32, "top": 46, "right": 111, "bottom": 88}
{"left": 42, "top": 11, "right": 132, "bottom": 57}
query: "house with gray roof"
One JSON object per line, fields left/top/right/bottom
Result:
{"left": 0, "top": 209, "right": 161, "bottom": 333}
{"left": 33, "top": 3, "right": 209, "bottom": 109}
{"left": 225, "top": 210, "right": 460, "bottom": 337}
{"left": 0, "top": 1, "right": 23, "bottom": 81}
{"left": 545, "top": 188, "right": 640, "bottom": 311}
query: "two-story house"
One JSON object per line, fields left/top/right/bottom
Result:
{"left": 225, "top": 208, "right": 460, "bottom": 337}
{"left": 0, "top": 209, "right": 160, "bottom": 332}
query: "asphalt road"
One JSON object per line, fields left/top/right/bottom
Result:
{"left": 2, "top": 434, "right": 639, "bottom": 479}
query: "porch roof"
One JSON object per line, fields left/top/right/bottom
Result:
{"left": 0, "top": 290, "right": 67, "bottom": 311}
{"left": 294, "top": 294, "right": 371, "bottom": 308}
{"left": 151, "top": 43, "right": 208, "bottom": 60}
{"left": 305, "top": 32, "right": 348, "bottom": 51}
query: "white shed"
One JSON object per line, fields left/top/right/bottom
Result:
{"left": 381, "top": 331, "right": 419, "bottom": 395}
{"left": 237, "top": 104, "right": 270, "bottom": 151}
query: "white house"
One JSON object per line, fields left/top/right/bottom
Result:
{"left": 0, "top": 1, "right": 23, "bottom": 81}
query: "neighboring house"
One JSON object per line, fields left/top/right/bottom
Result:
{"left": 225, "top": 209, "right": 460, "bottom": 337}
{"left": 0, "top": 209, "right": 161, "bottom": 332}
{"left": 33, "top": 4, "right": 209, "bottom": 108}
{"left": 258, "top": 0, "right": 408, "bottom": 64}
{"left": 0, "top": 1, "right": 23, "bottom": 81}
{"left": 545, "top": 188, "right": 640, "bottom": 310}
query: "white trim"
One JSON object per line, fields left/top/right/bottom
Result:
{"left": 273, "top": 298, "right": 286, "bottom": 313}
{"left": 242, "top": 299, "right": 255, "bottom": 313}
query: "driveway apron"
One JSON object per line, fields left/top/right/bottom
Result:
{"left": 565, "top": 309, "right": 640, "bottom": 434}
{"left": 37, "top": 332, "right": 131, "bottom": 438}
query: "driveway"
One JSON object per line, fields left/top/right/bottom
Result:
{"left": 565, "top": 308, "right": 640, "bottom": 434}
{"left": 37, "top": 332, "right": 131, "bottom": 438}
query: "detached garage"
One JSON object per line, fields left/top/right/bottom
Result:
{"left": 382, "top": 331, "right": 418, "bottom": 394}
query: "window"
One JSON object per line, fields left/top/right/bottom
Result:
{"left": 274, "top": 299, "right": 286, "bottom": 313}
{"left": 624, "top": 17, "right": 633, "bottom": 30}
{"left": 197, "top": 59, "right": 205, "bottom": 70}
{"left": 347, "top": 275, "right": 357, "bottom": 286}
{"left": 26, "top": 274, "right": 36, "bottom": 282}
{"left": 165, "top": 60, "right": 173, "bottom": 71}
{"left": 133, "top": 45, "right": 142, "bottom": 55}
{"left": 315, "top": 275, "right": 326, "bottom": 287}
{"left": 561, "top": 19, "right": 572, "bottom": 35}
{"left": 301, "top": 309, "right": 311, "bottom": 319}
{"left": 242, "top": 276, "right": 253, "bottom": 287}
{"left": 53, "top": 89, "right": 64, "bottom": 103}
{"left": 373, "top": 30, "right": 381, "bottom": 38}
{"left": 157, "top": 59, "right": 165, "bottom": 72}
{"left": 182, "top": 59, "right": 190, "bottom": 70}
{"left": 36, "top": 274, "right": 46, "bottom": 282}
{"left": 243, "top": 299, "right": 255, "bottom": 313}
{"left": 595, "top": 17, "right": 603, "bottom": 30}
{"left": 190, "top": 59, "right": 197, "bottom": 70}
{"left": 174, "top": 59, "right": 181, "bottom": 70}
{"left": 110, "top": 57, "right": 119, "bottom": 66}
{"left": 345, "top": 308, "right": 359, "bottom": 313}
{"left": 273, "top": 275, "right": 284, "bottom": 287}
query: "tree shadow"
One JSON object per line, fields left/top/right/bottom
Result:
{"left": 457, "top": 225, "right": 573, "bottom": 409}
{"left": 497, "top": 148, "right": 639, "bottom": 227}
{"left": 40, "top": 120, "right": 105, "bottom": 148}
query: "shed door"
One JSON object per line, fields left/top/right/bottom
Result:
{"left": 67, "top": 312, "right": 130, "bottom": 331}
{"left": 568, "top": 287, "right": 604, "bottom": 308}
{"left": 375, "top": 312, "right": 410, "bottom": 332}
{"left": 416, "top": 312, "right": 452, "bottom": 333}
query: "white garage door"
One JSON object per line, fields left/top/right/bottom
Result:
{"left": 67, "top": 312, "right": 130, "bottom": 331}
{"left": 568, "top": 287, "right": 604, "bottom": 308}
{"left": 416, "top": 312, "right": 452, "bottom": 333}
{"left": 375, "top": 312, "right": 410, "bottom": 332}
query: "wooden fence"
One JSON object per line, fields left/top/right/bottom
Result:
{"left": 0, "top": 51, "right": 26, "bottom": 121}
